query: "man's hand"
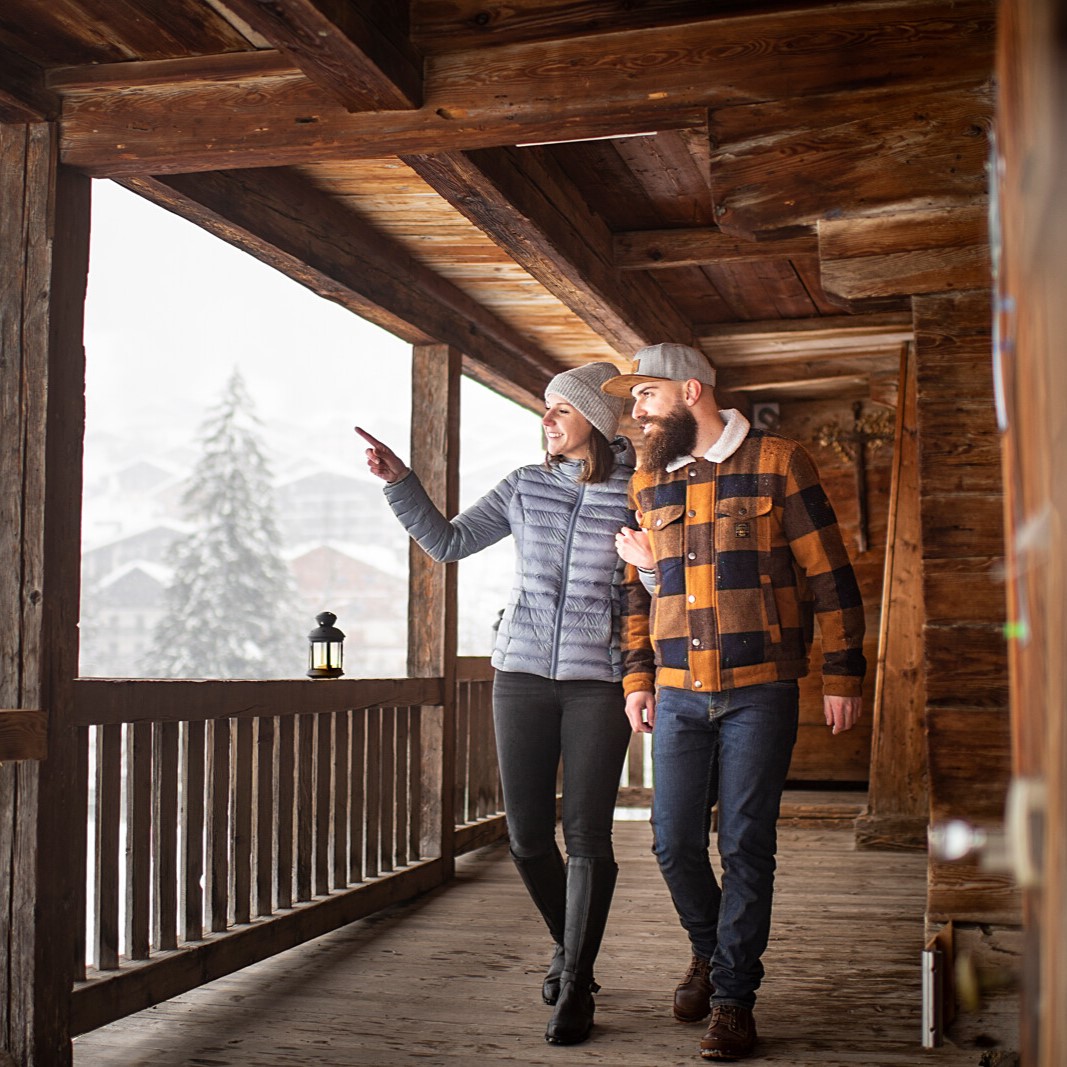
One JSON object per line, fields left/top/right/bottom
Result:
{"left": 625, "top": 690, "right": 656, "bottom": 733}
{"left": 824, "top": 695, "right": 862, "bottom": 735}
{"left": 355, "top": 426, "right": 409, "bottom": 484}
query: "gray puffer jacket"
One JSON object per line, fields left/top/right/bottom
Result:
{"left": 382, "top": 438, "right": 638, "bottom": 682}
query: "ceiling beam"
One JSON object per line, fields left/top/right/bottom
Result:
{"left": 718, "top": 353, "right": 903, "bottom": 393}
{"left": 614, "top": 227, "right": 817, "bottom": 270}
{"left": 53, "top": 1, "right": 995, "bottom": 176}
{"left": 709, "top": 80, "right": 995, "bottom": 236}
{"left": 697, "top": 313, "right": 914, "bottom": 364}
{"left": 120, "top": 169, "right": 562, "bottom": 409}
{"left": 403, "top": 146, "right": 694, "bottom": 355}
{"left": 818, "top": 203, "right": 991, "bottom": 300}
{"left": 0, "top": 46, "right": 59, "bottom": 123}
{"left": 217, "top": 0, "right": 423, "bottom": 110}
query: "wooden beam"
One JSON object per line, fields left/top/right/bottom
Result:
{"left": 819, "top": 204, "right": 992, "bottom": 300}
{"left": 0, "top": 46, "right": 60, "bottom": 123}
{"left": 403, "top": 146, "right": 694, "bottom": 353}
{"left": 698, "top": 313, "right": 913, "bottom": 363}
{"left": 120, "top": 170, "right": 558, "bottom": 409}
{"left": 709, "top": 81, "right": 995, "bottom": 236}
{"left": 718, "top": 354, "right": 900, "bottom": 394}
{"left": 614, "top": 226, "right": 817, "bottom": 269}
{"left": 218, "top": 0, "right": 423, "bottom": 110}
{"left": 54, "top": 2, "right": 996, "bottom": 176}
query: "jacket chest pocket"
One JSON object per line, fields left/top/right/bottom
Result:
{"left": 640, "top": 502, "right": 686, "bottom": 560}
{"left": 714, "top": 496, "right": 774, "bottom": 554}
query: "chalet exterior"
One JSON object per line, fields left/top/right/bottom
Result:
{"left": 0, "top": 1, "right": 1064, "bottom": 1064}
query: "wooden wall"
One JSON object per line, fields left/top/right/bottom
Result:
{"left": 914, "top": 290, "right": 1018, "bottom": 924}
{"left": 996, "top": 1, "right": 1067, "bottom": 1062}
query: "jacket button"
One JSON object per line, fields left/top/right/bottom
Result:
{"left": 693, "top": 680, "right": 703, "bottom": 688}
{"left": 687, "top": 595, "right": 696, "bottom": 603}
{"left": 692, "top": 638, "right": 700, "bottom": 647}
{"left": 655, "top": 518, "right": 663, "bottom": 527}
{"left": 687, "top": 510, "right": 696, "bottom": 518}
{"left": 687, "top": 552, "right": 696, "bottom": 560}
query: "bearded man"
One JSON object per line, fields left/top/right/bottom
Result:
{"left": 603, "top": 343, "right": 866, "bottom": 1062}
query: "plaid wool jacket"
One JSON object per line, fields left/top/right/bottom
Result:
{"left": 620, "top": 427, "right": 866, "bottom": 698}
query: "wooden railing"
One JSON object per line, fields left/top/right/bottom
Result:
{"left": 68, "top": 662, "right": 501, "bottom": 1037}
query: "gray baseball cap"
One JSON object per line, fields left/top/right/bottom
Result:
{"left": 600, "top": 343, "right": 717, "bottom": 397}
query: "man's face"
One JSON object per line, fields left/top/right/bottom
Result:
{"left": 631, "top": 381, "right": 698, "bottom": 470}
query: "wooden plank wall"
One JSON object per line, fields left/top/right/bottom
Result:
{"left": 0, "top": 122, "right": 90, "bottom": 1065}
{"left": 913, "top": 290, "right": 1018, "bottom": 925}
{"left": 996, "top": 1, "right": 1067, "bottom": 1063}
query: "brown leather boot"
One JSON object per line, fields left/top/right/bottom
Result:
{"left": 673, "top": 954, "right": 713, "bottom": 1022}
{"left": 699, "top": 1004, "right": 757, "bottom": 1060}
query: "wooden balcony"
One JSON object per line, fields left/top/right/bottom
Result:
{"left": 71, "top": 812, "right": 1018, "bottom": 1066}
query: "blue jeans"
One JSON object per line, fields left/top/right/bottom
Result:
{"left": 651, "top": 682, "right": 799, "bottom": 1008}
{"left": 493, "top": 671, "right": 631, "bottom": 860}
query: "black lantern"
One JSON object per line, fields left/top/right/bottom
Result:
{"left": 307, "top": 611, "right": 345, "bottom": 679}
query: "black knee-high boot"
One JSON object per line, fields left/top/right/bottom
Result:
{"left": 511, "top": 849, "right": 568, "bottom": 1004}
{"left": 544, "top": 856, "right": 617, "bottom": 1045}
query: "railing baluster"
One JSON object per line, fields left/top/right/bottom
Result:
{"left": 253, "top": 716, "right": 275, "bottom": 917}
{"left": 206, "top": 718, "right": 230, "bottom": 933}
{"left": 455, "top": 682, "right": 470, "bottom": 824}
{"left": 365, "top": 707, "right": 380, "bottom": 880}
{"left": 315, "top": 712, "right": 332, "bottom": 897}
{"left": 230, "top": 718, "right": 253, "bottom": 925}
{"left": 395, "top": 707, "right": 409, "bottom": 868}
{"left": 152, "top": 720, "right": 179, "bottom": 951}
{"left": 274, "top": 714, "right": 295, "bottom": 910}
{"left": 349, "top": 710, "right": 365, "bottom": 884}
{"left": 94, "top": 723, "right": 121, "bottom": 970}
{"left": 125, "top": 721, "right": 152, "bottom": 960}
{"left": 380, "top": 707, "right": 395, "bottom": 873}
{"left": 180, "top": 720, "right": 205, "bottom": 942}
{"left": 295, "top": 713, "right": 314, "bottom": 902}
{"left": 408, "top": 707, "right": 422, "bottom": 862}
{"left": 333, "top": 710, "right": 349, "bottom": 890}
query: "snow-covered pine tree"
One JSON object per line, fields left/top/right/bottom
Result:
{"left": 146, "top": 369, "right": 300, "bottom": 678}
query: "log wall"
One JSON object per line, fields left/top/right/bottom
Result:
{"left": 914, "top": 290, "right": 1017, "bottom": 924}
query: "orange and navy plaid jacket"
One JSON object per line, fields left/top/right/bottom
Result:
{"left": 620, "top": 428, "right": 866, "bottom": 698}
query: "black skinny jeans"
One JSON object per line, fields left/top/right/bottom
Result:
{"left": 492, "top": 670, "right": 632, "bottom": 861}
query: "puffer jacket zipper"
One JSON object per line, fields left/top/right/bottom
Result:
{"left": 548, "top": 478, "right": 586, "bottom": 678}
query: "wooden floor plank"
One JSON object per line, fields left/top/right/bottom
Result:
{"left": 73, "top": 819, "right": 1017, "bottom": 1066}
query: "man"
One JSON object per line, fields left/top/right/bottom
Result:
{"left": 602, "top": 343, "right": 865, "bottom": 1061}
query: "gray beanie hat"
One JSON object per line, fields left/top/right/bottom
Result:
{"left": 544, "top": 361, "right": 625, "bottom": 441}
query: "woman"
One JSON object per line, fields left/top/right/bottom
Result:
{"left": 355, "top": 361, "right": 644, "bottom": 1046}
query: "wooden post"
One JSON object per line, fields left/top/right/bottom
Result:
{"left": 407, "top": 344, "right": 460, "bottom": 872}
{"left": 996, "top": 2, "right": 1067, "bottom": 1062}
{"left": 0, "top": 123, "right": 90, "bottom": 1064}
{"left": 855, "top": 342, "right": 929, "bottom": 849}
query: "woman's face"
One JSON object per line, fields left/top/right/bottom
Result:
{"left": 543, "top": 393, "right": 594, "bottom": 461}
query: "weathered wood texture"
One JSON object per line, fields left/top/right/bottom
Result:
{"left": 710, "top": 82, "right": 994, "bottom": 237}
{"left": 996, "top": 1, "right": 1067, "bottom": 1062}
{"left": 913, "top": 291, "right": 1016, "bottom": 923}
{"left": 50, "top": 3, "right": 997, "bottom": 177}
{"left": 856, "top": 343, "right": 928, "bottom": 849}
{"left": 819, "top": 204, "right": 992, "bottom": 302}
{"left": 70, "top": 819, "right": 1020, "bottom": 1066}
{"left": 408, "top": 345, "right": 461, "bottom": 867}
{"left": 0, "top": 122, "right": 90, "bottom": 1064}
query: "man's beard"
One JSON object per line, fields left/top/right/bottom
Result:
{"left": 639, "top": 402, "right": 699, "bottom": 471}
